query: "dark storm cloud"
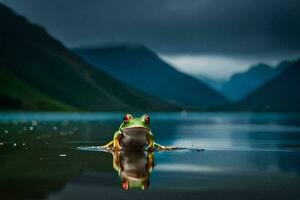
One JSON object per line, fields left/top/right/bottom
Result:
{"left": 1, "top": 0, "right": 300, "bottom": 56}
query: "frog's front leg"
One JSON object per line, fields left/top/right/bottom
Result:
{"left": 102, "top": 130, "right": 122, "bottom": 150}
{"left": 146, "top": 131, "right": 173, "bottom": 151}
{"left": 146, "top": 131, "right": 155, "bottom": 152}
{"left": 112, "top": 130, "right": 122, "bottom": 150}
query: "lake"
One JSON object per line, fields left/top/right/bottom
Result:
{"left": 0, "top": 112, "right": 300, "bottom": 200}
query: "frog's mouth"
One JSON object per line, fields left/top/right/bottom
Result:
{"left": 121, "top": 126, "right": 149, "bottom": 135}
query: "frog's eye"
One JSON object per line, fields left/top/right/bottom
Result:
{"left": 144, "top": 115, "right": 150, "bottom": 124}
{"left": 122, "top": 180, "right": 129, "bottom": 190}
{"left": 123, "top": 114, "right": 131, "bottom": 123}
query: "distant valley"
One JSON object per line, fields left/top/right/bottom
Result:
{"left": 198, "top": 61, "right": 292, "bottom": 101}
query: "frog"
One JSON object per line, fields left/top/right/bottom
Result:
{"left": 111, "top": 150, "right": 154, "bottom": 190}
{"left": 102, "top": 114, "right": 172, "bottom": 151}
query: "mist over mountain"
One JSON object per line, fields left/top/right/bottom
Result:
{"left": 0, "top": 4, "right": 176, "bottom": 111}
{"left": 74, "top": 45, "right": 228, "bottom": 108}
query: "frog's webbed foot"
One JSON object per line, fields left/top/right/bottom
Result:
{"left": 101, "top": 141, "right": 114, "bottom": 148}
{"left": 102, "top": 142, "right": 122, "bottom": 151}
{"left": 154, "top": 143, "right": 175, "bottom": 151}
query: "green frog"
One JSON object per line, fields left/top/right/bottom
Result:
{"left": 102, "top": 114, "right": 172, "bottom": 151}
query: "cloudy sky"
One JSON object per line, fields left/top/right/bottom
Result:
{"left": 1, "top": 0, "right": 300, "bottom": 79}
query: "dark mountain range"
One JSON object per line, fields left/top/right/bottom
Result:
{"left": 236, "top": 58, "right": 300, "bottom": 112}
{"left": 220, "top": 63, "right": 285, "bottom": 101}
{"left": 0, "top": 4, "right": 177, "bottom": 111}
{"left": 74, "top": 45, "right": 228, "bottom": 108}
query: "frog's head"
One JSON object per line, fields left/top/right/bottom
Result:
{"left": 120, "top": 114, "right": 150, "bottom": 130}
{"left": 119, "top": 114, "right": 151, "bottom": 150}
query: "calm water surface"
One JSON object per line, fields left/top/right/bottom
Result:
{"left": 0, "top": 112, "right": 300, "bottom": 200}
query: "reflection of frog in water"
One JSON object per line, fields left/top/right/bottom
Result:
{"left": 101, "top": 114, "right": 177, "bottom": 190}
{"left": 102, "top": 114, "right": 173, "bottom": 151}
{"left": 112, "top": 150, "right": 154, "bottom": 190}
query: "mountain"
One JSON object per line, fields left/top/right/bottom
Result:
{"left": 0, "top": 68, "right": 76, "bottom": 111}
{"left": 236, "top": 58, "right": 300, "bottom": 112}
{"left": 74, "top": 45, "right": 228, "bottom": 108}
{"left": 220, "top": 63, "right": 284, "bottom": 101}
{"left": 0, "top": 4, "right": 177, "bottom": 111}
